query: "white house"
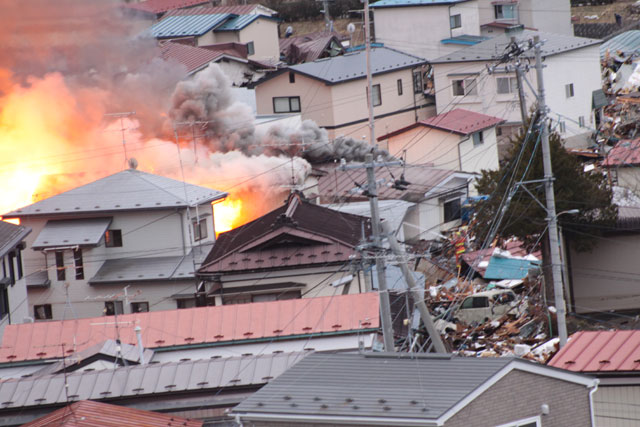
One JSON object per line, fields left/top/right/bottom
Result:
{"left": 477, "top": 0, "right": 573, "bottom": 37}
{"left": 1, "top": 167, "right": 227, "bottom": 321}
{"left": 378, "top": 108, "right": 504, "bottom": 174}
{"left": 370, "top": 0, "right": 484, "bottom": 60}
{"left": 0, "top": 221, "right": 31, "bottom": 338}
{"left": 430, "top": 30, "right": 602, "bottom": 148}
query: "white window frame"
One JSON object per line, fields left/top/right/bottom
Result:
{"left": 450, "top": 14, "right": 461, "bottom": 29}
{"left": 496, "top": 415, "right": 541, "bottom": 427}
{"left": 273, "top": 96, "right": 301, "bottom": 113}
{"left": 472, "top": 131, "right": 484, "bottom": 146}
{"left": 496, "top": 76, "right": 518, "bottom": 94}
{"left": 366, "top": 84, "right": 382, "bottom": 107}
{"left": 452, "top": 78, "right": 477, "bottom": 96}
{"left": 494, "top": 4, "right": 517, "bottom": 20}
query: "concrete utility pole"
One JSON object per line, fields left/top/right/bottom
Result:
{"left": 339, "top": 154, "right": 400, "bottom": 352}
{"left": 510, "top": 37, "right": 528, "bottom": 126}
{"left": 381, "top": 221, "right": 447, "bottom": 353}
{"left": 534, "top": 35, "right": 568, "bottom": 348}
{"left": 364, "top": 0, "right": 375, "bottom": 146}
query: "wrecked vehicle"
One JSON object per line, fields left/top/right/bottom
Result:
{"left": 453, "top": 289, "right": 521, "bottom": 324}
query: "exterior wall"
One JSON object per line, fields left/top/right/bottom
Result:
{"left": 433, "top": 44, "right": 601, "bottom": 147}
{"left": 210, "top": 31, "right": 238, "bottom": 45}
{"left": 255, "top": 68, "right": 432, "bottom": 141}
{"left": 0, "top": 246, "right": 29, "bottom": 338}
{"left": 615, "top": 167, "right": 640, "bottom": 194}
{"left": 237, "top": 19, "right": 280, "bottom": 61}
{"left": 196, "top": 30, "right": 219, "bottom": 46}
{"left": 211, "top": 59, "right": 256, "bottom": 87}
{"left": 568, "top": 233, "right": 640, "bottom": 313}
{"left": 519, "top": 0, "right": 572, "bottom": 35}
{"left": 385, "top": 126, "right": 499, "bottom": 174}
{"left": 373, "top": 2, "right": 480, "bottom": 60}
{"left": 445, "top": 370, "right": 592, "bottom": 427}
{"left": 594, "top": 385, "right": 640, "bottom": 426}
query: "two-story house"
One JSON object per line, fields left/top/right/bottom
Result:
{"left": 251, "top": 46, "right": 435, "bottom": 140}
{"left": 431, "top": 30, "right": 602, "bottom": 149}
{"left": 1, "top": 167, "right": 227, "bottom": 321}
{"left": 150, "top": 6, "right": 280, "bottom": 61}
{"left": 0, "top": 221, "right": 31, "bottom": 338}
{"left": 477, "top": 0, "right": 573, "bottom": 37}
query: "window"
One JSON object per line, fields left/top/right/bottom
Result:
{"left": 473, "top": 131, "right": 484, "bottom": 146}
{"left": 6, "top": 252, "right": 15, "bottom": 285}
{"left": 131, "top": 301, "right": 149, "bottom": 313}
{"left": 461, "top": 296, "right": 489, "bottom": 309}
{"left": 253, "top": 290, "right": 301, "bottom": 303}
{"left": 494, "top": 4, "right": 517, "bottom": 20}
{"left": 193, "top": 218, "right": 207, "bottom": 241}
{"left": 443, "top": 198, "right": 461, "bottom": 222}
{"left": 559, "top": 121, "right": 566, "bottom": 133}
{"left": 0, "top": 286, "right": 8, "bottom": 320}
{"left": 496, "top": 126, "right": 503, "bottom": 136}
{"left": 73, "top": 248, "right": 84, "bottom": 280}
{"left": 223, "top": 294, "right": 252, "bottom": 305}
{"left": 55, "top": 251, "right": 65, "bottom": 281}
{"left": 289, "top": 72, "right": 295, "bottom": 83}
{"left": 413, "top": 71, "right": 423, "bottom": 94}
{"left": 367, "top": 84, "right": 382, "bottom": 107}
{"left": 34, "top": 304, "right": 52, "bottom": 320}
{"left": 177, "top": 297, "right": 215, "bottom": 309}
{"left": 246, "top": 41, "right": 255, "bottom": 56}
{"left": 105, "top": 229, "right": 122, "bottom": 247}
{"left": 452, "top": 78, "right": 477, "bottom": 96}
{"left": 104, "top": 301, "right": 124, "bottom": 316}
{"left": 565, "top": 83, "right": 574, "bottom": 98}
{"left": 273, "top": 96, "right": 301, "bottom": 113}
{"left": 397, "top": 79, "right": 403, "bottom": 96}
{"left": 450, "top": 14, "right": 461, "bottom": 29}
{"left": 496, "top": 416, "right": 541, "bottom": 427}
{"left": 579, "top": 116, "right": 585, "bottom": 127}
{"left": 496, "top": 76, "right": 518, "bottom": 94}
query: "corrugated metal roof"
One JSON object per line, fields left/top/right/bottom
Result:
{"left": 483, "top": 257, "right": 540, "bottom": 280}
{"left": 151, "top": 13, "right": 233, "bottom": 38}
{"left": 233, "top": 352, "right": 515, "bottom": 421}
{"left": 23, "top": 400, "right": 203, "bottom": 426}
{"left": 3, "top": 169, "right": 227, "bottom": 218}
{"left": 214, "top": 14, "right": 260, "bottom": 31}
{"left": 0, "top": 293, "right": 379, "bottom": 363}
{"left": 160, "top": 42, "right": 229, "bottom": 74}
{"left": 32, "top": 218, "right": 111, "bottom": 249}
{"left": 286, "top": 46, "right": 426, "bottom": 85}
{"left": 371, "top": 0, "right": 470, "bottom": 8}
{"left": 420, "top": 109, "right": 504, "bottom": 136}
{"left": 164, "top": 4, "right": 275, "bottom": 17}
{"left": 0, "top": 221, "right": 30, "bottom": 258}
{"left": 549, "top": 330, "right": 640, "bottom": 373}
{"left": 3, "top": 352, "right": 305, "bottom": 412}
{"left": 432, "top": 30, "right": 601, "bottom": 64}
{"left": 601, "top": 30, "right": 640, "bottom": 60}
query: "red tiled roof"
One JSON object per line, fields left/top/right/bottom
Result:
{"left": 160, "top": 41, "right": 230, "bottom": 74}
{"left": 603, "top": 138, "right": 640, "bottom": 167}
{"left": 378, "top": 109, "right": 505, "bottom": 140}
{"left": 0, "top": 293, "right": 379, "bottom": 363}
{"left": 124, "top": 0, "right": 210, "bottom": 14}
{"left": 164, "top": 4, "right": 261, "bottom": 17}
{"left": 23, "top": 400, "right": 202, "bottom": 427}
{"left": 548, "top": 330, "right": 640, "bottom": 373}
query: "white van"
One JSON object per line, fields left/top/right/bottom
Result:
{"left": 454, "top": 289, "right": 521, "bottom": 325}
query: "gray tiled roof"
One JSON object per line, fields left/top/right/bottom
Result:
{"left": 0, "top": 221, "right": 30, "bottom": 258}
{"left": 233, "top": 352, "right": 514, "bottom": 422}
{"left": 3, "top": 169, "right": 226, "bottom": 217}
{"left": 0, "top": 352, "right": 306, "bottom": 410}
{"left": 32, "top": 218, "right": 112, "bottom": 249}
{"left": 431, "top": 30, "right": 601, "bottom": 64}
{"left": 289, "top": 46, "right": 427, "bottom": 85}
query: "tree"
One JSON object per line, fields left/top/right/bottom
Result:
{"left": 473, "top": 118, "right": 617, "bottom": 296}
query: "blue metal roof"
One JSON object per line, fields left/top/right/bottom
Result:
{"left": 214, "top": 14, "right": 260, "bottom": 31}
{"left": 151, "top": 13, "right": 232, "bottom": 38}
{"left": 484, "top": 257, "right": 541, "bottom": 280}
{"left": 371, "top": 0, "right": 470, "bottom": 8}
{"left": 601, "top": 30, "right": 640, "bottom": 60}
{"left": 441, "top": 35, "right": 489, "bottom": 46}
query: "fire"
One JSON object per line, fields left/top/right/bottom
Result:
{"left": 214, "top": 197, "right": 245, "bottom": 236}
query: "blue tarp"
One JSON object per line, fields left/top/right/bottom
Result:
{"left": 483, "top": 256, "right": 540, "bottom": 280}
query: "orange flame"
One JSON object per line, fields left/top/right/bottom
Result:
{"left": 214, "top": 197, "right": 245, "bottom": 236}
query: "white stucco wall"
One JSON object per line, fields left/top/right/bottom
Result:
{"left": 373, "top": 2, "right": 480, "bottom": 60}
{"left": 519, "top": 0, "right": 572, "bottom": 35}
{"left": 237, "top": 18, "right": 280, "bottom": 61}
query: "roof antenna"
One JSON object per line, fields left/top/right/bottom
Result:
{"left": 104, "top": 111, "right": 136, "bottom": 170}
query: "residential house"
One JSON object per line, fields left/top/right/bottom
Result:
{"left": 1, "top": 167, "right": 227, "bottom": 320}
{"left": 0, "top": 292, "right": 380, "bottom": 379}
{"left": 315, "top": 164, "right": 476, "bottom": 242}
{"left": 197, "top": 193, "right": 373, "bottom": 302}
{"left": 150, "top": 6, "right": 281, "bottom": 61}
{"left": 378, "top": 108, "right": 504, "bottom": 173}
{"left": 477, "top": 0, "right": 573, "bottom": 36}
{"left": 232, "top": 352, "right": 597, "bottom": 426}
{"left": 160, "top": 41, "right": 272, "bottom": 86}
{"left": 549, "top": 330, "right": 640, "bottom": 426}
{"left": 0, "top": 352, "right": 305, "bottom": 426}
{"left": 603, "top": 138, "right": 640, "bottom": 195}
{"left": 0, "top": 221, "right": 31, "bottom": 338}
{"left": 431, "top": 30, "right": 602, "bottom": 148}
{"left": 279, "top": 31, "right": 346, "bottom": 64}
{"left": 21, "top": 400, "right": 203, "bottom": 427}
{"left": 251, "top": 46, "right": 435, "bottom": 140}
{"left": 370, "top": 0, "right": 484, "bottom": 59}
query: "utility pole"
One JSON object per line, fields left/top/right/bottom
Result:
{"left": 339, "top": 154, "right": 400, "bottom": 352}
{"left": 534, "top": 35, "right": 568, "bottom": 348}
{"left": 381, "top": 221, "right": 446, "bottom": 353}
{"left": 364, "top": 0, "right": 375, "bottom": 147}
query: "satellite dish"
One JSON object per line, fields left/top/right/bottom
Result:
{"left": 347, "top": 23, "right": 356, "bottom": 34}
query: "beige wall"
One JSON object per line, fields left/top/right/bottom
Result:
{"left": 237, "top": 19, "right": 280, "bottom": 61}
{"left": 616, "top": 167, "right": 640, "bottom": 194}
{"left": 594, "top": 385, "right": 640, "bottom": 426}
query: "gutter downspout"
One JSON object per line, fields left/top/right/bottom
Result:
{"left": 589, "top": 379, "right": 599, "bottom": 427}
